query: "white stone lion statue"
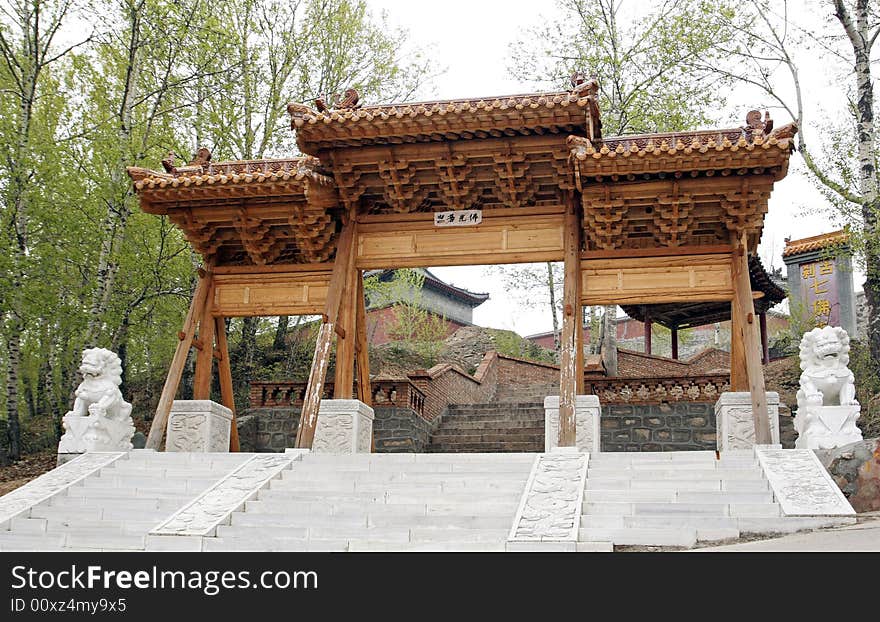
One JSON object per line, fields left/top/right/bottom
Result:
{"left": 793, "top": 326, "right": 862, "bottom": 449}
{"left": 58, "top": 348, "right": 135, "bottom": 457}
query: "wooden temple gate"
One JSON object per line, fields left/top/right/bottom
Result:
{"left": 128, "top": 79, "right": 797, "bottom": 451}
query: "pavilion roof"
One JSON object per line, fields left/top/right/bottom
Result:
{"left": 288, "top": 87, "right": 600, "bottom": 154}
{"left": 126, "top": 80, "right": 797, "bottom": 269}
{"left": 126, "top": 157, "right": 339, "bottom": 265}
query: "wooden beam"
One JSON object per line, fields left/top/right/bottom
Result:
{"left": 731, "top": 235, "right": 771, "bottom": 444}
{"left": 214, "top": 316, "right": 239, "bottom": 452}
{"left": 644, "top": 308, "right": 652, "bottom": 355}
{"left": 192, "top": 282, "right": 216, "bottom": 399}
{"left": 146, "top": 270, "right": 212, "bottom": 449}
{"left": 559, "top": 193, "right": 581, "bottom": 447}
{"left": 671, "top": 326, "right": 679, "bottom": 360}
{"left": 295, "top": 220, "right": 357, "bottom": 449}
{"left": 354, "top": 272, "right": 372, "bottom": 407}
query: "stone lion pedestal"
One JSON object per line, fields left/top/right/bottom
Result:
{"left": 58, "top": 348, "right": 135, "bottom": 465}
{"left": 312, "top": 399, "right": 374, "bottom": 454}
{"left": 166, "top": 400, "right": 232, "bottom": 452}
{"left": 794, "top": 326, "right": 863, "bottom": 450}
{"left": 543, "top": 395, "right": 601, "bottom": 453}
{"left": 715, "top": 392, "right": 781, "bottom": 451}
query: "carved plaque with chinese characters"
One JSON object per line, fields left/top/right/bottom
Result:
{"left": 433, "top": 210, "right": 482, "bottom": 227}
{"left": 798, "top": 259, "right": 839, "bottom": 327}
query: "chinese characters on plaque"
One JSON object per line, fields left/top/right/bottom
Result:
{"left": 799, "top": 259, "right": 838, "bottom": 327}
{"left": 433, "top": 209, "right": 482, "bottom": 227}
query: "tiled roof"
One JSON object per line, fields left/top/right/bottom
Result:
{"left": 126, "top": 157, "right": 334, "bottom": 193}
{"left": 782, "top": 229, "right": 849, "bottom": 257}
{"left": 288, "top": 88, "right": 600, "bottom": 153}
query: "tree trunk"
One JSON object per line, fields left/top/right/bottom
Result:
{"left": 602, "top": 306, "right": 618, "bottom": 376}
{"left": 5, "top": 327, "right": 22, "bottom": 460}
{"left": 547, "top": 262, "right": 560, "bottom": 352}
{"left": 273, "top": 315, "right": 289, "bottom": 350}
{"left": 834, "top": 0, "right": 880, "bottom": 360}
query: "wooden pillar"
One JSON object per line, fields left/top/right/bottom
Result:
{"left": 729, "top": 299, "right": 748, "bottom": 391}
{"left": 354, "top": 272, "right": 372, "bottom": 407}
{"left": 644, "top": 307, "right": 652, "bottom": 355}
{"left": 146, "top": 269, "right": 212, "bottom": 450}
{"left": 671, "top": 326, "right": 679, "bottom": 360}
{"left": 214, "top": 316, "right": 239, "bottom": 452}
{"left": 559, "top": 192, "right": 582, "bottom": 447}
{"left": 295, "top": 220, "right": 356, "bottom": 449}
{"left": 759, "top": 311, "right": 769, "bottom": 364}
{"left": 731, "top": 234, "right": 771, "bottom": 444}
{"left": 192, "top": 282, "right": 216, "bottom": 400}
{"left": 333, "top": 259, "right": 358, "bottom": 399}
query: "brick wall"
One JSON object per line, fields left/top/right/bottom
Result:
{"left": 495, "top": 354, "right": 559, "bottom": 386}
{"left": 617, "top": 349, "right": 696, "bottom": 377}
{"left": 407, "top": 357, "right": 497, "bottom": 422}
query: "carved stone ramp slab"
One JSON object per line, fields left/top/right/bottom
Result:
{"left": 149, "top": 452, "right": 303, "bottom": 541}
{"left": 0, "top": 452, "right": 125, "bottom": 528}
{"left": 756, "top": 447, "right": 855, "bottom": 516}
{"left": 507, "top": 449, "right": 589, "bottom": 552}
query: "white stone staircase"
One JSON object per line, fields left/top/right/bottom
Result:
{"left": 578, "top": 450, "right": 855, "bottom": 549}
{"left": 208, "top": 452, "right": 534, "bottom": 551}
{"left": 0, "top": 448, "right": 859, "bottom": 552}
{"left": 0, "top": 450, "right": 252, "bottom": 551}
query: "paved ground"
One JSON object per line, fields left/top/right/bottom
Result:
{"left": 690, "top": 512, "right": 880, "bottom": 551}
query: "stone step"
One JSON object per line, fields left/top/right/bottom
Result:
{"left": 676, "top": 491, "right": 774, "bottom": 504}
{"left": 585, "top": 489, "right": 677, "bottom": 503}
{"left": 586, "top": 468, "right": 764, "bottom": 480}
{"left": 447, "top": 403, "right": 543, "bottom": 411}
{"left": 441, "top": 420, "right": 548, "bottom": 430}
{"left": 202, "top": 537, "right": 349, "bottom": 552}
{"left": 61, "top": 532, "right": 146, "bottom": 551}
{"left": 257, "top": 489, "right": 518, "bottom": 506}
{"left": 429, "top": 435, "right": 544, "bottom": 445}
{"left": 230, "top": 511, "right": 511, "bottom": 530}
{"left": 581, "top": 514, "right": 740, "bottom": 531}
{"left": 0, "top": 533, "right": 66, "bottom": 550}
{"left": 438, "top": 414, "right": 544, "bottom": 423}
{"left": 427, "top": 442, "right": 542, "bottom": 452}
{"left": 586, "top": 479, "right": 724, "bottom": 491}
{"left": 347, "top": 541, "right": 506, "bottom": 552}
{"left": 278, "top": 469, "right": 528, "bottom": 484}
{"left": 300, "top": 453, "right": 535, "bottom": 463}
{"left": 49, "top": 496, "right": 183, "bottom": 512}
{"left": 579, "top": 527, "right": 697, "bottom": 547}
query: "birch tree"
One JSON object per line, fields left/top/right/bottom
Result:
{"left": 0, "top": 0, "right": 89, "bottom": 460}
{"left": 705, "top": 0, "right": 880, "bottom": 361}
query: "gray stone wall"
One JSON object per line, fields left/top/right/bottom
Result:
{"left": 601, "top": 402, "right": 797, "bottom": 452}
{"left": 238, "top": 405, "right": 431, "bottom": 453}
{"left": 372, "top": 407, "right": 432, "bottom": 452}
{"left": 601, "top": 403, "right": 717, "bottom": 452}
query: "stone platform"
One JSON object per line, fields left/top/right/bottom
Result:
{"left": 0, "top": 448, "right": 856, "bottom": 551}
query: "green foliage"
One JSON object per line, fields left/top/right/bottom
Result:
{"left": 846, "top": 340, "right": 880, "bottom": 438}
{"left": 0, "top": 0, "right": 433, "bottom": 457}
{"left": 510, "top": 0, "right": 742, "bottom": 135}
{"left": 371, "top": 269, "right": 449, "bottom": 368}
{"left": 491, "top": 329, "right": 557, "bottom": 365}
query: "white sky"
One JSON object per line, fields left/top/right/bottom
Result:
{"left": 366, "top": 0, "right": 855, "bottom": 337}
